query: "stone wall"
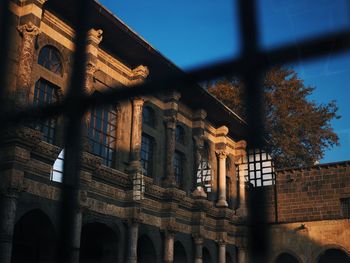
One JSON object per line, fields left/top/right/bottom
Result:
{"left": 263, "top": 162, "right": 350, "bottom": 223}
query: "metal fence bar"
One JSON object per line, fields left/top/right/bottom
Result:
{"left": 1, "top": 30, "right": 349, "bottom": 128}
{"left": 57, "top": 0, "right": 92, "bottom": 261}
{"left": 236, "top": 0, "right": 269, "bottom": 262}
{"left": 0, "top": 0, "right": 12, "bottom": 112}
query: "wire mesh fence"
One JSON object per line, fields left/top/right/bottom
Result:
{"left": 0, "top": 0, "right": 349, "bottom": 262}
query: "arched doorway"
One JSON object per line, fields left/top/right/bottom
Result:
{"left": 226, "top": 252, "right": 234, "bottom": 263}
{"left": 80, "top": 223, "right": 119, "bottom": 263}
{"left": 174, "top": 241, "right": 187, "bottom": 263}
{"left": 11, "top": 209, "right": 57, "bottom": 263}
{"left": 275, "top": 253, "right": 299, "bottom": 263}
{"left": 203, "top": 247, "right": 212, "bottom": 263}
{"left": 318, "top": 249, "right": 350, "bottom": 263}
{"left": 137, "top": 235, "right": 156, "bottom": 263}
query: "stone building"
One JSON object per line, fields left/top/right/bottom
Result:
{"left": 0, "top": 0, "right": 349, "bottom": 263}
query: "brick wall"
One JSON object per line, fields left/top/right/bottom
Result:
{"left": 256, "top": 161, "right": 350, "bottom": 223}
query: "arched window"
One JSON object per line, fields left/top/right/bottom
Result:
{"left": 175, "top": 125, "right": 185, "bottom": 144}
{"left": 33, "top": 79, "right": 59, "bottom": 144}
{"left": 88, "top": 107, "right": 117, "bottom": 167}
{"left": 142, "top": 106, "right": 155, "bottom": 127}
{"left": 173, "top": 151, "right": 183, "bottom": 186}
{"left": 38, "top": 46, "right": 63, "bottom": 76}
{"left": 141, "top": 133, "right": 154, "bottom": 177}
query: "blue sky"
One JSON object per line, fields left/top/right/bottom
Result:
{"left": 100, "top": 0, "right": 350, "bottom": 163}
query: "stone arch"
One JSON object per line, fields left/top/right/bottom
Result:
{"left": 83, "top": 213, "right": 126, "bottom": 263}
{"left": 137, "top": 235, "right": 157, "bottom": 263}
{"left": 272, "top": 249, "right": 303, "bottom": 263}
{"left": 203, "top": 247, "right": 213, "bottom": 263}
{"left": 174, "top": 240, "right": 187, "bottom": 263}
{"left": 275, "top": 252, "right": 300, "bottom": 263}
{"left": 316, "top": 247, "right": 350, "bottom": 263}
{"left": 80, "top": 222, "right": 120, "bottom": 263}
{"left": 226, "top": 245, "right": 238, "bottom": 263}
{"left": 202, "top": 239, "right": 217, "bottom": 263}
{"left": 36, "top": 33, "right": 71, "bottom": 73}
{"left": 138, "top": 224, "right": 162, "bottom": 262}
{"left": 310, "top": 244, "right": 350, "bottom": 263}
{"left": 226, "top": 251, "right": 234, "bottom": 263}
{"left": 11, "top": 209, "right": 57, "bottom": 263}
{"left": 174, "top": 233, "right": 193, "bottom": 263}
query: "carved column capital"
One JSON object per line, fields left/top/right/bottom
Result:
{"left": 88, "top": 28, "right": 103, "bottom": 45}
{"left": 164, "top": 115, "right": 177, "bottom": 130}
{"left": 17, "top": 22, "right": 40, "bottom": 37}
{"left": 132, "top": 97, "right": 145, "bottom": 107}
{"left": 192, "top": 234, "right": 204, "bottom": 245}
{"left": 216, "top": 150, "right": 228, "bottom": 159}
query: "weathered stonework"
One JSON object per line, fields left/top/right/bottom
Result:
{"left": 2, "top": 1, "right": 349, "bottom": 263}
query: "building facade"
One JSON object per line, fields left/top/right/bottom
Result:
{"left": 0, "top": 1, "right": 349, "bottom": 263}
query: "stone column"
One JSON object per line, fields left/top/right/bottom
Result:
{"left": 16, "top": 22, "right": 40, "bottom": 106}
{"left": 218, "top": 240, "right": 226, "bottom": 263}
{"left": 129, "top": 98, "right": 145, "bottom": 166}
{"left": 85, "top": 29, "right": 103, "bottom": 94}
{"left": 126, "top": 221, "right": 139, "bottom": 263}
{"left": 216, "top": 150, "right": 228, "bottom": 207}
{"left": 163, "top": 115, "right": 176, "bottom": 187}
{"left": 70, "top": 209, "right": 83, "bottom": 263}
{"left": 0, "top": 190, "right": 18, "bottom": 263}
{"left": 238, "top": 162, "right": 248, "bottom": 215}
{"left": 164, "top": 231, "right": 175, "bottom": 263}
{"left": 194, "top": 236, "right": 204, "bottom": 263}
{"left": 238, "top": 247, "right": 247, "bottom": 263}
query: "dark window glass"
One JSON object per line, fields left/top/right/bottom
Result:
{"left": 142, "top": 106, "right": 155, "bottom": 127}
{"left": 173, "top": 151, "right": 183, "bottom": 186}
{"left": 341, "top": 198, "right": 350, "bottom": 219}
{"left": 141, "top": 134, "right": 153, "bottom": 176}
{"left": 88, "top": 107, "right": 117, "bottom": 167}
{"left": 38, "top": 46, "right": 63, "bottom": 76}
{"left": 175, "top": 125, "right": 185, "bottom": 144}
{"left": 33, "top": 79, "right": 58, "bottom": 144}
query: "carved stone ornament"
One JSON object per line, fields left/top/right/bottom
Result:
{"left": 215, "top": 150, "right": 228, "bottom": 159}
{"left": 86, "top": 62, "right": 96, "bottom": 75}
{"left": 17, "top": 22, "right": 41, "bottom": 37}
{"left": 37, "top": 0, "right": 48, "bottom": 5}
{"left": 88, "top": 28, "right": 103, "bottom": 45}
{"left": 132, "top": 65, "right": 149, "bottom": 79}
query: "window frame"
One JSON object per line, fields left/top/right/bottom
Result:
{"left": 37, "top": 45, "right": 64, "bottom": 77}
{"left": 33, "top": 78, "right": 59, "bottom": 144}
{"left": 88, "top": 106, "right": 117, "bottom": 167}
{"left": 141, "top": 133, "right": 154, "bottom": 177}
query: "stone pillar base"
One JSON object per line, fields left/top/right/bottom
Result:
{"left": 127, "top": 256, "right": 137, "bottom": 263}
{"left": 192, "top": 186, "right": 207, "bottom": 198}
{"left": 216, "top": 199, "right": 228, "bottom": 207}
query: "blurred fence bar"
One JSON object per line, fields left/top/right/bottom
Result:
{"left": 0, "top": 0, "right": 349, "bottom": 262}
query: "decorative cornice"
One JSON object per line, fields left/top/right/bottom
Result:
{"left": 216, "top": 125, "right": 229, "bottom": 136}
{"left": 88, "top": 28, "right": 103, "bottom": 45}
{"left": 132, "top": 65, "right": 149, "bottom": 79}
{"left": 17, "top": 22, "right": 40, "bottom": 36}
